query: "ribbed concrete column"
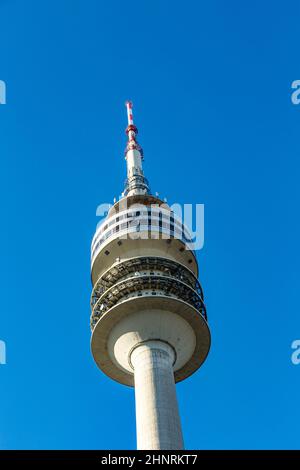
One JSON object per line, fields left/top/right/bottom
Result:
{"left": 130, "top": 340, "right": 184, "bottom": 450}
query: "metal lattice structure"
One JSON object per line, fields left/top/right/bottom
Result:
{"left": 90, "top": 256, "right": 206, "bottom": 329}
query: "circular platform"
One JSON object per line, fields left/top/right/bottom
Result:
{"left": 91, "top": 295, "right": 211, "bottom": 387}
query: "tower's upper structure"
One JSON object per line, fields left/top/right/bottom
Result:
{"left": 90, "top": 103, "right": 210, "bottom": 450}
{"left": 124, "top": 100, "right": 149, "bottom": 196}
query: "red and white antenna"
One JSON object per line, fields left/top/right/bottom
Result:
{"left": 125, "top": 100, "right": 139, "bottom": 144}
{"left": 124, "top": 100, "right": 143, "bottom": 156}
{"left": 123, "top": 101, "right": 149, "bottom": 195}
{"left": 125, "top": 100, "right": 134, "bottom": 126}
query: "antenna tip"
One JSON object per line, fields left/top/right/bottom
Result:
{"left": 125, "top": 100, "right": 133, "bottom": 108}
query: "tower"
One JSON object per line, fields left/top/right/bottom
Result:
{"left": 90, "top": 102, "right": 210, "bottom": 450}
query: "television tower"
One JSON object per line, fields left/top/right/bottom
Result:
{"left": 90, "top": 102, "right": 210, "bottom": 450}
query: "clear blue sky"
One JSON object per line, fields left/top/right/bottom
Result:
{"left": 0, "top": 0, "right": 299, "bottom": 450}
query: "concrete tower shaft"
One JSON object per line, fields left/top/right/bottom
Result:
{"left": 132, "top": 341, "right": 184, "bottom": 450}
{"left": 90, "top": 103, "right": 210, "bottom": 450}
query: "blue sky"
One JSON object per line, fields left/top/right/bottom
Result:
{"left": 0, "top": 0, "right": 299, "bottom": 450}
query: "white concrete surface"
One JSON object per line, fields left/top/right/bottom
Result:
{"left": 91, "top": 236, "right": 198, "bottom": 282}
{"left": 91, "top": 295, "right": 211, "bottom": 386}
{"left": 126, "top": 149, "right": 143, "bottom": 179}
{"left": 108, "top": 310, "right": 196, "bottom": 374}
{"left": 131, "top": 341, "right": 184, "bottom": 450}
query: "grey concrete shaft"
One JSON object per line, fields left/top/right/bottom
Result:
{"left": 131, "top": 341, "right": 184, "bottom": 450}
